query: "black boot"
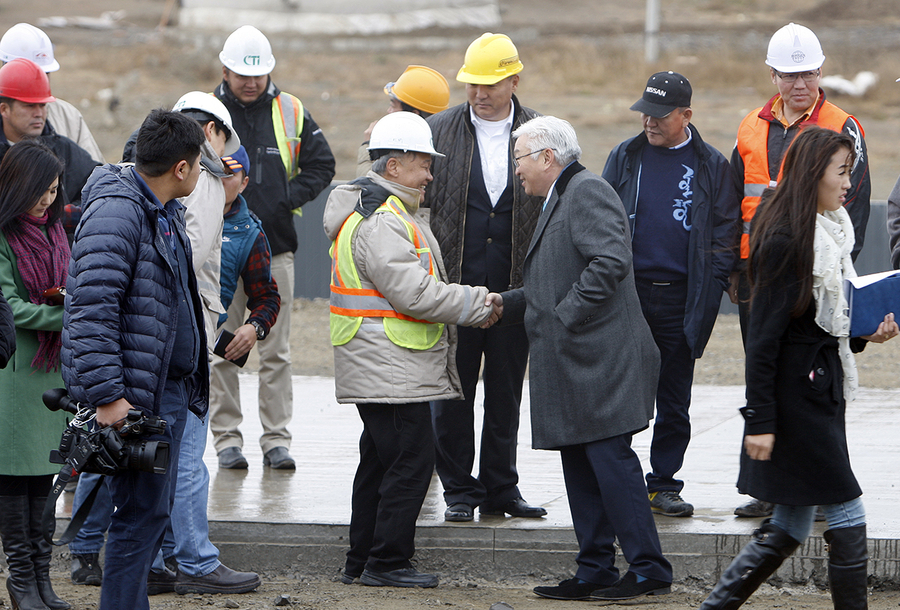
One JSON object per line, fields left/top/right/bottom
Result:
{"left": 29, "top": 497, "right": 70, "bottom": 610}
{"left": 824, "top": 525, "right": 868, "bottom": 610}
{"left": 0, "top": 495, "right": 49, "bottom": 610}
{"left": 700, "top": 520, "right": 801, "bottom": 610}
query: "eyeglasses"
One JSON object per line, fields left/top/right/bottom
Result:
{"left": 513, "top": 148, "right": 554, "bottom": 167}
{"left": 773, "top": 69, "right": 820, "bottom": 83}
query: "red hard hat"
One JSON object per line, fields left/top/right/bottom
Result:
{"left": 0, "top": 58, "right": 54, "bottom": 104}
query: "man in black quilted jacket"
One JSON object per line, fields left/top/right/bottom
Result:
{"left": 426, "top": 33, "right": 546, "bottom": 522}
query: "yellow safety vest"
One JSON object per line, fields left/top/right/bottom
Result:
{"left": 272, "top": 93, "right": 305, "bottom": 216}
{"left": 330, "top": 196, "right": 445, "bottom": 350}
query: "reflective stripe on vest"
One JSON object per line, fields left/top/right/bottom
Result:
{"left": 329, "top": 196, "right": 444, "bottom": 350}
{"left": 736, "top": 102, "right": 857, "bottom": 258}
{"left": 272, "top": 93, "right": 305, "bottom": 217}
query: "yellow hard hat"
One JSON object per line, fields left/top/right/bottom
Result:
{"left": 385, "top": 65, "right": 450, "bottom": 115}
{"left": 456, "top": 33, "right": 523, "bottom": 85}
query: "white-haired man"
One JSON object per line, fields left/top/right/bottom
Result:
{"left": 501, "top": 116, "right": 672, "bottom": 602}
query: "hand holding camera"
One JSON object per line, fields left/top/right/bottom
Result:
{"left": 43, "top": 388, "right": 169, "bottom": 475}
{"left": 96, "top": 397, "right": 134, "bottom": 430}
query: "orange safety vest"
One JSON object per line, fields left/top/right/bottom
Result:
{"left": 735, "top": 101, "right": 862, "bottom": 258}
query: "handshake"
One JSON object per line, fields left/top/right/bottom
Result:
{"left": 480, "top": 293, "right": 504, "bottom": 329}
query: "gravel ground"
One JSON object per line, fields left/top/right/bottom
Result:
{"left": 23, "top": 575, "right": 900, "bottom": 610}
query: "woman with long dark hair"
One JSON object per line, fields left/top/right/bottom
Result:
{"left": 701, "top": 126, "right": 898, "bottom": 610}
{"left": 0, "top": 139, "right": 72, "bottom": 610}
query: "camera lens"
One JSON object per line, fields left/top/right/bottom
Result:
{"left": 124, "top": 440, "right": 169, "bottom": 474}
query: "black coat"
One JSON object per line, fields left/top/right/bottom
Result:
{"left": 0, "top": 118, "right": 100, "bottom": 208}
{"left": 0, "top": 284, "right": 14, "bottom": 368}
{"left": 738, "top": 232, "right": 864, "bottom": 505}
{"left": 602, "top": 124, "right": 740, "bottom": 358}
{"left": 215, "top": 79, "right": 336, "bottom": 256}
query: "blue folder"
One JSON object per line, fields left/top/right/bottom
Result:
{"left": 845, "top": 270, "right": 900, "bottom": 338}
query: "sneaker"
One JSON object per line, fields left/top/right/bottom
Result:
{"left": 734, "top": 498, "right": 773, "bottom": 518}
{"left": 263, "top": 446, "right": 296, "bottom": 470}
{"left": 533, "top": 577, "right": 605, "bottom": 600}
{"left": 590, "top": 571, "right": 670, "bottom": 600}
{"left": 71, "top": 553, "right": 102, "bottom": 586}
{"left": 649, "top": 491, "right": 694, "bottom": 517}
{"left": 218, "top": 446, "right": 249, "bottom": 469}
{"left": 174, "top": 563, "right": 261, "bottom": 595}
{"left": 340, "top": 570, "right": 360, "bottom": 585}
{"left": 360, "top": 567, "right": 438, "bottom": 588}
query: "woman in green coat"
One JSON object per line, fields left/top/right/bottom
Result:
{"left": 0, "top": 140, "right": 71, "bottom": 610}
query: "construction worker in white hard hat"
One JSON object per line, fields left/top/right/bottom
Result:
{"left": 68, "top": 91, "right": 262, "bottom": 595}
{"left": 425, "top": 33, "right": 547, "bottom": 524}
{"left": 324, "top": 111, "right": 501, "bottom": 589}
{"left": 213, "top": 25, "right": 335, "bottom": 472}
{"left": 0, "top": 22, "right": 104, "bottom": 162}
{"left": 730, "top": 23, "right": 870, "bottom": 519}
{"left": 356, "top": 65, "right": 451, "bottom": 177}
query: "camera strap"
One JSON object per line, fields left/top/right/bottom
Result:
{"left": 42, "top": 465, "right": 107, "bottom": 546}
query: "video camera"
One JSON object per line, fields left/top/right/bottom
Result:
{"left": 43, "top": 388, "right": 169, "bottom": 475}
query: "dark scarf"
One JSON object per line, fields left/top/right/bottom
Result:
{"left": 4, "top": 212, "right": 70, "bottom": 371}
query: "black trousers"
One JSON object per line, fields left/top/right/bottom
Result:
{"left": 431, "top": 323, "right": 529, "bottom": 508}
{"left": 738, "top": 265, "right": 751, "bottom": 347}
{"left": 345, "top": 402, "right": 433, "bottom": 575}
{"left": 635, "top": 278, "right": 696, "bottom": 494}
{"left": 560, "top": 434, "right": 672, "bottom": 586}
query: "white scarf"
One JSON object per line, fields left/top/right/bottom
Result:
{"left": 811, "top": 207, "right": 857, "bottom": 402}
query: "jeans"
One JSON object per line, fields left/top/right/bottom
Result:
{"left": 635, "top": 278, "right": 696, "bottom": 494}
{"left": 99, "top": 378, "right": 188, "bottom": 610}
{"left": 68, "top": 472, "right": 112, "bottom": 555}
{"left": 771, "top": 497, "right": 866, "bottom": 543}
{"left": 153, "top": 410, "right": 220, "bottom": 577}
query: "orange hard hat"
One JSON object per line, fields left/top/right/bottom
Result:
{"left": 385, "top": 65, "right": 450, "bottom": 115}
{"left": 0, "top": 58, "right": 54, "bottom": 104}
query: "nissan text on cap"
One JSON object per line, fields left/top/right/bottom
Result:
{"left": 629, "top": 71, "right": 692, "bottom": 119}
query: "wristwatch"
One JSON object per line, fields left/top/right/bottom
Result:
{"left": 248, "top": 320, "right": 265, "bottom": 340}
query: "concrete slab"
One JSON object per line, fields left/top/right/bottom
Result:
{"left": 56, "top": 376, "right": 900, "bottom": 585}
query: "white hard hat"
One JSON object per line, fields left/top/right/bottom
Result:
{"left": 219, "top": 25, "right": 275, "bottom": 77}
{"left": 0, "top": 23, "right": 59, "bottom": 73}
{"left": 173, "top": 91, "right": 241, "bottom": 156}
{"left": 368, "top": 112, "right": 444, "bottom": 158}
{"left": 766, "top": 23, "right": 825, "bottom": 73}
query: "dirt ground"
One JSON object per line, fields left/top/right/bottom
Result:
{"left": 3, "top": 1, "right": 900, "bottom": 608}
{"left": 13, "top": 577, "right": 900, "bottom": 610}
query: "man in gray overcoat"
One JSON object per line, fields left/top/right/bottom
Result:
{"left": 500, "top": 116, "right": 672, "bottom": 602}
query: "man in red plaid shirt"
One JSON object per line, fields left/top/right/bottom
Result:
{"left": 215, "top": 145, "right": 281, "bottom": 370}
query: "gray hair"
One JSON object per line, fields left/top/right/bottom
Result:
{"left": 371, "top": 150, "right": 413, "bottom": 175}
{"left": 512, "top": 116, "right": 581, "bottom": 166}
